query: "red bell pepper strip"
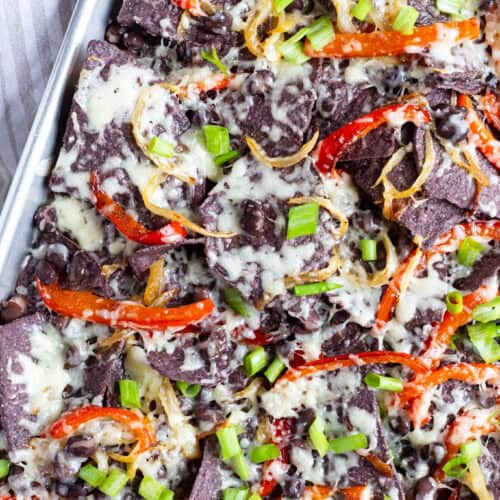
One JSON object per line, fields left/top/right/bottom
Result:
{"left": 458, "top": 93, "right": 500, "bottom": 170}
{"left": 49, "top": 405, "right": 154, "bottom": 455}
{"left": 304, "top": 485, "right": 370, "bottom": 499}
{"left": 304, "top": 19, "right": 480, "bottom": 58}
{"left": 90, "top": 172, "right": 187, "bottom": 246}
{"left": 481, "top": 92, "right": 500, "bottom": 131}
{"left": 36, "top": 278, "right": 215, "bottom": 331}
{"left": 398, "top": 363, "right": 500, "bottom": 428}
{"left": 316, "top": 102, "right": 431, "bottom": 173}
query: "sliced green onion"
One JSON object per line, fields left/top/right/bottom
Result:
{"left": 250, "top": 443, "right": 281, "bottom": 463}
{"left": 78, "top": 464, "right": 107, "bottom": 488}
{"left": 472, "top": 296, "right": 500, "bottom": 323}
{"left": 139, "top": 475, "right": 174, "bottom": 500}
{"left": 460, "top": 440, "right": 481, "bottom": 460}
{"left": 287, "top": 202, "right": 319, "bottom": 239}
{"left": 273, "top": 0, "right": 294, "bottom": 11}
{"left": 329, "top": 433, "right": 368, "bottom": 454}
{"left": 148, "top": 136, "right": 174, "bottom": 158}
{"left": 468, "top": 323, "right": 500, "bottom": 363}
{"left": 443, "top": 455, "right": 469, "bottom": 478}
{"left": 294, "top": 281, "right": 342, "bottom": 296}
{"left": 244, "top": 346, "right": 268, "bottom": 377}
{"left": 0, "top": 459, "right": 9, "bottom": 480}
{"left": 446, "top": 291, "right": 463, "bottom": 314}
{"left": 222, "top": 287, "right": 251, "bottom": 318}
{"left": 119, "top": 379, "right": 141, "bottom": 409}
{"left": 203, "top": 125, "right": 231, "bottom": 156}
{"left": 176, "top": 380, "right": 202, "bottom": 398}
{"left": 351, "top": 0, "right": 372, "bottom": 20}
{"left": 364, "top": 373, "right": 404, "bottom": 392}
{"left": 280, "top": 39, "right": 310, "bottom": 65}
{"left": 216, "top": 426, "right": 241, "bottom": 460}
{"left": 306, "top": 16, "right": 335, "bottom": 51}
{"left": 308, "top": 416, "right": 329, "bottom": 457}
{"left": 383, "top": 496, "right": 392, "bottom": 500}
{"left": 232, "top": 452, "right": 250, "bottom": 480}
{"left": 214, "top": 150, "right": 241, "bottom": 166}
{"left": 200, "top": 47, "right": 228, "bottom": 75}
{"left": 99, "top": 468, "right": 129, "bottom": 497}
{"left": 360, "top": 239, "right": 377, "bottom": 261}
{"left": 436, "top": 0, "right": 464, "bottom": 15}
{"left": 392, "top": 6, "right": 419, "bottom": 35}
{"left": 457, "top": 237, "right": 484, "bottom": 267}
{"left": 264, "top": 357, "right": 286, "bottom": 383}
{"left": 249, "top": 494, "right": 263, "bottom": 500}
{"left": 223, "top": 487, "right": 249, "bottom": 500}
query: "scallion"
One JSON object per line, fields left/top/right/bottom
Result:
{"left": 139, "top": 475, "right": 174, "bottom": 500}
{"left": 467, "top": 322, "right": 500, "bottom": 363}
{"left": 244, "top": 346, "right": 268, "bottom": 377}
{"left": 273, "top": 0, "right": 294, "bottom": 12}
{"left": 216, "top": 426, "right": 241, "bottom": 460}
{"left": 351, "top": 0, "right": 372, "bottom": 21}
{"left": 214, "top": 150, "right": 241, "bottom": 166}
{"left": 443, "top": 455, "right": 469, "bottom": 477}
{"left": 306, "top": 16, "right": 335, "bottom": 51}
{"left": 250, "top": 443, "right": 281, "bottom": 463}
{"left": 232, "top": 452, "right": 250, "bottom": 481}
{"left": 287, "top": 202, "right": 319, "bottom": 239}
{"left": 446, "top": 291, "right": 463, "bottom": 314}
{"left": 79, "top": 464, "right": 107, "bottom": 488}
{"left": 364, "top": 373, "right": 404, "bottom": 392}
{"left": 148, "top": 136, "right": 174, "bottom": 158}
{"left": 329, "top": 433, "right": 368, "bottom": 454}
{"left": 360, "top": 239, "right": 377, "bottom": 261}
{"left": 119, "top": 379, "right": 141, "bottom": 409}
{"left": 223, "top": 487, "right": 249, "bottom": 500}
{"left": 249, "top": 494, "right": 263, "bottom": 500}
{"left": 294, "top": 281, "right": 342, "bottom": 296}
{"left": 0, "top": 459, "right": 10, "bottom": 480}
{"left": 264, "top": 357, "right": 286, "bottom": 383}
{"left": 176, "top": 380, "right": 202, "bottom": 398}
{"left": 436, "top": 0, "right": 464, "bottom": 15}
{"left": 280, "top": 39, "right": 310, "bottom": 65}
{"left": 308, "top": 416, "right": 329, "bottom": 457}
{"left": 200, "top": 47, "right": 228, "bottom": 75}
{"left": 460, "top": 440, "right": 481, "bottom": 460}
{"left": 457, "top": 237, "right": 484, "bottom": 267}
{"left": 222, "top": 287, "right": 251, "bottom": 318}
{"left": 392, "top": 6, "right": 419, "bottom": 35}
{"left": 472, "top": 296, "right": 500, "bottom": 323}
{"left": 203, "top": 125, "right": 231, "bottom": 156}
{"left": 99, "top": 468, "right": 129, "bottom": 497}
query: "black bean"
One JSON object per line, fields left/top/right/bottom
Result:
{"left": 35, "top": 259, "right": 57, "bottom": 285}
{"left": 240, "top": 199, "right": 266, "bottom": 236}
{"left": 0, "top": 296, "right": 27, "bottom": 323}
{"left": 105, "top": 24, "right": 123, "bottom": 45}
{"left": 433, "top": 104, "right": 469, "bottom": 144}
{"left": 414, "top": 477, "right": 438, "bottom": 500}
{"left": 53, "top": 451, "right": 82, "bottom": 484}
{"left": 55, "top": 480, "right": 93, "bottom": 498}
{"left": 65, "top": 345, "right": 83, "bottom": 368}
{"left": 123, "top": 32, "right": 145, "bottom": 51}
{"left": 64, "top": 435, "right": 98, "bottom": 458}
{"left": 282, "top": 465, "right": 305, "bottom": 499}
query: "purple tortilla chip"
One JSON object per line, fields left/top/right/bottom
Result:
{"left": 188, "top": 437, "right": 222, "bottom": 500}
{"left": 454, "top": 252, "right": 500, "bottom": 291}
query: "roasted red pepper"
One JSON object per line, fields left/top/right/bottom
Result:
{"left": 458, "top": 93, "right": 500, "bottom": 170}
{"left": 90, "top": 172, "right": 187, "bottom": 246}
{"left": 304, "top": 485, "right": 370, "bottom": 499}
{"left": 49, "top": 405, "right": 154, "bottom": 456}
{"left": 481, "top": 92, "right": 500, "bottom": 131}
{"left": 316, "top": 102, "right": 431, "bottom": 173}
{"left": 304, "top": 19, "right": 480, "bottom": 58}
{"left": 36, "top": 278, "right": 215, "bottom": 331}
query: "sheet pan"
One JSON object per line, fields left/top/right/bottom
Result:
{"left": 0, "top": 0, "right": 115, "bottom": 301}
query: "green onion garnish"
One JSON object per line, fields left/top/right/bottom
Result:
{"left": 273, "top": 0, "right": 294, "bottom": 12}
{"left": 460, "top": 440, "right": 481, "bottom": 460}
{"left": 457, "top": 237, "right": 484, "bottom": 267}
{"left": 329, "top": 433, "right": 368, "bottom": 454}
{"left": 364, "top": 373, "right": 404, "bottom": 392}
{"left": 351, "top": 0, "right": 372, "bottom": 21}
{"left": 176, "top": 380, "right": 202, "bottom": 398}
{"left": 98, "top": 468, "right": 129, "bottom": 497}
{"left": 200, "top": 47, "right": 228, "bottom": 75}
{"left": 250, "top": 443, "right": 281, "bottom": 463}
{"left": 264, "top": 357, "right": 286, "bottom": 383}
{"left": 306, "top": 16, "right": 335, "bottom": 51}
{"left": 203, "top": 125, "right": 231, "bottom": 156}
{"left": 214, "top": 150, "right": 241, "bottom": 166}
{"left": 308, "top": 416, "right": 329, "bottom": 457}
{"left": 287, "top": 202, "right": 319, "bottom": 239}
{"left": 472, "top": 296, "right": 500, "bottom": 323}
{"left": 119, "top": 379, "right": 141, "bottom": 409}
{"left": 222, "top": 287, "right": 251, "bottom": 318}
{"left": 244, "top": 346, "right": 268, "bottom": 377}
{"left": 148, "top": 136, "right": 174, "bottom": 158}
{"left": 216, "top": 426, "right": 241, "bottom": 460}
{"left": 446, "top": 291, "right": 463, "bottom": 314}
{"left": 467, "top": 322, "right": 500, "bottom": 363}
{"left": 249, "top": 494, "right": 263, "bottom": 500}
{"left": 360, "top": 239, "right": 377, "bottom": 261}
{"left": 443, "top": 455, "right": 469, "bottom": 478}
{"left": 138, "top": 475, "right": 174, "bottom": 500}
{"left": 0, "top": 459, "right": 10, "bottom": 480}
{"left": 78, "top": 464, "right": 107, "bottom": 488}
{"left": 231, "top": 452, "right": 250, "bottom": 480}
{"left": 223, "top": 487, "right": 249, "bottom": 500}
{"left": 280, "top": 27, "right": 311, "bottom": 64}
{"left": 294, "top": 281, "right": 342, "bottom": 296}
{"left": 436, "top": 0, "right": 464, "bottom": 15}
{"left": 392, "top": 6, "right": 419, "bottom": 35}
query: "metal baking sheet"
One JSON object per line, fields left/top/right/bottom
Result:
{"left": 0, "top": 0, "right": 115, "bottom": 301}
